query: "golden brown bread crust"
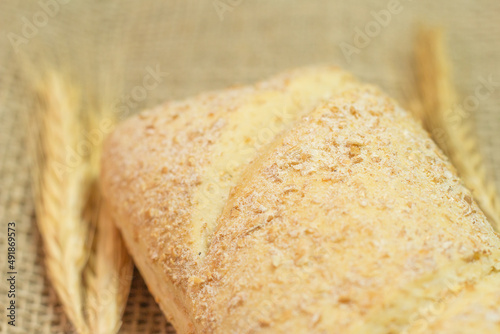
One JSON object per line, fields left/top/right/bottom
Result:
{"left": 101, "top": 67, "right": 500, "bottom": 333}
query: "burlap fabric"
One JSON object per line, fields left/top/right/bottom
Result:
{"left": 0, "top": 0, "right": 499, "bottom": 333}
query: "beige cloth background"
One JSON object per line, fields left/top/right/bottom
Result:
{"left": 0, "top": 0, "right": 499, "bottom": 333}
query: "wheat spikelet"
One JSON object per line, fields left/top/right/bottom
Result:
{"left": 29, "top": 72, "right": 90, "bottom": 333}
{"left": 411, "top": 27, "right": 500, "bottom": 231}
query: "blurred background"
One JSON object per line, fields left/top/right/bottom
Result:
{"left": 0, "top": 0, "right": 499, "bottom": 333}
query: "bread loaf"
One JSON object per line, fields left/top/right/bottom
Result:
{"left": 101, "top": 67, "right": 500, "bottom": 333}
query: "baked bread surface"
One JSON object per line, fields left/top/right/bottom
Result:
{"left": 101, "top": 67, "right": 500, "bottom": 333}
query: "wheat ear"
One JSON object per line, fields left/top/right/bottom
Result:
{"left": 85, "top": 197, "right": 133, "bottom": 334}
{"left": 29, "top": 72, "right": 91, "bottom": 333}
{"left": 29, "top": 71, "right": 134, "bottom": 333}
{"left": 412, "top": 27, "right": 500, "bottom": 231}
{"left": 84, "top": 111, "right": 134, "bottom": 334}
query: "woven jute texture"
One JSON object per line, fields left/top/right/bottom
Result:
{"left": 1, "top": 0, "right": 499, "bottom": 333}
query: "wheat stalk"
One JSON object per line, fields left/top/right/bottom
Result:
{"left": 28, "top": 71, "right": 133, "bottom": 334}
{"left": 411, "top": 27, "right": 500, "bottom": 231}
